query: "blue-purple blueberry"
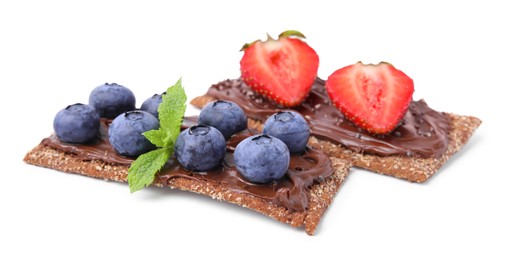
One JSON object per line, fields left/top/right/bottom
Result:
{"left": 198, "top": 100, "right": 247, "bottom": 140}
{"left": 263, "top": 111, "right": 310, "bottom": 153}
{"left": 234, "top": 134, "right": 290, "bottom": 183}
{"left": 175, "top": 125, "right": 226, "bottom": 172}
{"left": 53, "top": 103, "right": 100, "bottom": 143}
{"left": 108, "top": 110, "right": 159, "bottom": 157}
{"left": 89, "top": 83, "right": 136, "bottom": 119}
{"left": 140, "top": 93, "right": 164, "bottom": 118}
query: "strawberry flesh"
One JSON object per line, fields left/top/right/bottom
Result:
{"left": 325, "top": 62, "right": 414, "bottom": 134}
{"left": 240, "top": 33, "right": 319, "bottom": 107}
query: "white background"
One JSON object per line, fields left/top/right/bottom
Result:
{"left": 1, "top": 1, "right": 508, "bottom": 259}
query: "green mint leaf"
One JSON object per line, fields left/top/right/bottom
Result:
{"left": 158, "top": 78, "right": 187, "bottom": 147}
{"left": 127, "top": 147, "right": 171, "bottom": 193}
{"left": 143, "top": 129, "right": 167, "bottom": 148}
{"left": 127, "top": 78, "right": 187, "bottom": 193}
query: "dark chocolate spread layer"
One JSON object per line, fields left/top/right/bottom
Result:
{"left": 205, "top": 78, "right": 451, "bottom": 158}
{"left": 42, "top": 117, "right": 334, "bottom": 212}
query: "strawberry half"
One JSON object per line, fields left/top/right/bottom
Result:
{"left": 325, "top": 62, "right": 414, "bottom": 134}
{"left": 240, "top": 30, "right": 319, "bottom": 107}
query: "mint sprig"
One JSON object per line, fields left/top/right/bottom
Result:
{"left": 127, "top": 78, "right": 187, "bottom": 193}
{"left": 127, "top": 148, "right": 171, "bottom": 193}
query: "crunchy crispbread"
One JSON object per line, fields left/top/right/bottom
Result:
{"left": 191, "top": 83, "right": 481, "bottom": 182}
{"left": 24, "top": 142, "right": 350, "bottom": 235}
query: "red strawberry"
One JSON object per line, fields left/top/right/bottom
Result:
{"left": 240, "top": 30, "right": 319, "bottom": 107}
{"left": 325, "top": 62, "right": 414, "bottom": 134}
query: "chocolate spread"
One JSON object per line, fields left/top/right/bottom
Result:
{"left": 206, "top": 78, "right": 451, "bottom": 158}
{"left": 41, "top": 117, "right": 333, "bottom": 212}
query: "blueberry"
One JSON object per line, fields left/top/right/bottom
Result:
{"left": 108, "top": 110, "right": 160, "bottom": 157}
{"left": 89, "top": 83, "right": 136, "bottom": 119}
{"left": 263, "top": 111, "right": 310, "bottom": 153}
{"left": 53, "top": 103, "right": 100, "bottom": 143}
{"left": 140, "top": 93, "right": 164, "bottom": 118}
{"left": 175, "top": 125, "right": 226, "bottom": 172}
{"left": 234, "top": 134, "right": 290, "bottom": 183}
{"left": 198, "top": 100, "right": 247, "bottom": 140}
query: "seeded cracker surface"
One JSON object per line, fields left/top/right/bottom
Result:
{"left": 191, "top": 93, "right": 481, "bottom": 182}
{"left": 24, "top": 143, "right": 350, "bottom": 235}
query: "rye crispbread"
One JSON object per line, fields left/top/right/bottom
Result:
{"left": 191, "top": 89, "right": 481, "bottom": 183}
{"left": 24, "top": 142, "right": 350, "bottom": 235}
